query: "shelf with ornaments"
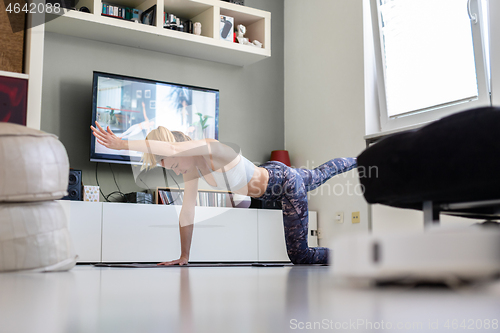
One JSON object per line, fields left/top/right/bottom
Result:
{"left": 43, "top": 0, "right": 271, "bottom": 66}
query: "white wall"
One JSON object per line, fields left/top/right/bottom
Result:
{"left": 371, "top": 205, "right": 478, "bottom": 235}
{"left": 284, "top": 0, "right": 369, "bottom": 245}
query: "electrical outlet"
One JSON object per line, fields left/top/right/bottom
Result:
{"left": 352, "top": 211, "right": 360, "bottom": 224}
{"left": 335, "top": 212, "right": 344, "bottom": 224}
{"left": 317, "top": 228, "right": 323, "bottom": 239}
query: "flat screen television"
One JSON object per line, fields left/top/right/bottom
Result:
{"left": 90, "top": 72, "right": 219, "bottom": 165}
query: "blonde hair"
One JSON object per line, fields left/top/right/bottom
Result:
{"left": 171, "top": 131, "right": 192, "bottom": 143}
{"left": 140, "top": 127, "right": 192, "bottom": 171}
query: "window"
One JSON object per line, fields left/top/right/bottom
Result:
{"left": 371, "top": 0, "right": 490, "bottom": 133}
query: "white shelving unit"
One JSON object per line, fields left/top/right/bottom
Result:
{"left": 26, "top": 17, "right": 45, "bottom": 129}
{"left": 0, "top": 70, "right": 29, "bottom": 80}
{"left": 44, "top": 0, "right": 271, "bottom": 66}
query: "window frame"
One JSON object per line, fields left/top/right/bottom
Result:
{"left": 370, "top": 0, "right": 491, "bottom": 133}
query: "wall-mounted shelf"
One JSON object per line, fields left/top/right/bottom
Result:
{"left": 44, "top": 0, "right": 271, "bottom": 66}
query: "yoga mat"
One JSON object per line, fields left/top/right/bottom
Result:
{"left": 94, "top": 263, "right": 294, "bottom": 268}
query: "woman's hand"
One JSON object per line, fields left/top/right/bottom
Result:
{"left": 157, "top": 257, "right": 189, "bottom": 266}
{"left": 90, "top": 121, "right": 127, "bottom": 150}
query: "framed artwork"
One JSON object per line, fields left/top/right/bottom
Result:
{"left": 141, "top": 5, "right": 156, "bottom": 26}
{"left": 0, "top": 75, "right": 28, "bottom": 126}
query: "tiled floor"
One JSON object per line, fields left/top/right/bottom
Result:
{"left": 1, "top": 265, "right": 500, "bottom": 333}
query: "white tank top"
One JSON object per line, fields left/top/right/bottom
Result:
{"left": 197, "top": 155, "right": 255, "bottom": 192}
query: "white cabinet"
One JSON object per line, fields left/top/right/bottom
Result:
{"left": 101, "top": 203, "right": 183, "bottom": 262}
{"left": 59, "top": 200, "right": 103, "bottom": 263}
{"left": 257, "top": 210, "right": 318, "bottom": 262}
{"left": 101, "top": 203, "right": 259, "bottom": 262}
{"left": 189, "top": 207, "right": 258, "bottom": 261}
{"left": 61, "top": 201, "right": 318, "bottom": 263}
{"left": 257, "top": 209, "right": 288, "bottom": 261}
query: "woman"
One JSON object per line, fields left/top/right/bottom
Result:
{"left": 91, "top": 122, "right": 357, "bottom": 265}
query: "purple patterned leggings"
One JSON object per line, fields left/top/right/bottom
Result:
{"left": 257, "top": 158, "right": 357, "bottom": 264}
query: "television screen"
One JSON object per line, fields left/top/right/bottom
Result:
{"left": 91, "top": 72, "right": 219, "bottom": 165}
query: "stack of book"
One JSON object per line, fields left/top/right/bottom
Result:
{"left": 157, "top": 189, "right": 233, "bottom": 207}
{"left": 198, "top": 191, "right": 233, "bottom": 207}
{"left": 102, "top": 3, "right": 142, "bottom": 21}
{"left": 157, "top": 189, "right": 183, "bottom": 205}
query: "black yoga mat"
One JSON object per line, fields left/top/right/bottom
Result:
{"left": 94, "top": 263, "right": 294, "bottom": 268}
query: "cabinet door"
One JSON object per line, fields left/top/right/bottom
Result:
{"left": 101, "top": 203, "right": 259, "bottom": 262}
{"left": 189, "top": 207, "right": 258, "bottom": 262}
{"left": 102, "top": 203, "right": 182, "bottom": 262}
{"left": 257, "top": 210, "right": 318, "bottom": 261}
{"left": 60, "top": 201, "right": 103, "bottom": 263}
{"left": 257, "top": 210, "right": 290, "bottom": 262}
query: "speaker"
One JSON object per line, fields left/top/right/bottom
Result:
{"left": 62, "top": 169, "right": 82, "bottom": 201}
{"left": 250, "top": 197, "right": 282, "bottom": 210}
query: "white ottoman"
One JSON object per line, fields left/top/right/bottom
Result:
{"left": 0, "top": 123, "right": 69, "bottom": 202}
{"left": 0, "top": 123, "right": 76, "bottom": 272}
{"left": 0, "top": 202, "right": 76, "bottom": 272}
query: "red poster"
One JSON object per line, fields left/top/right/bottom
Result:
{"left": 0, "top": 75, "right": 28, "bottom": 126}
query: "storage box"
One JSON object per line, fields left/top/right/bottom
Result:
{"left": 84, "top": 186, "right": 100, "bottom": 202}
{"left": 220, "top": 15, "right": 234, "bottom": 42}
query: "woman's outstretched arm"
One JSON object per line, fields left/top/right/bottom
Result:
{"left": 91, "top": 121, "right": 238, "bottom": 163}
{"left": 91, "top": 121, "right": 199, "bottom": 156}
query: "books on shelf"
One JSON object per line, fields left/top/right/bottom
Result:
{"left": 157, "top": 188, "right": 238, "bottom": 208}
{"left": 102, "top": 3, "right": 142, "bottom": 22}
{"left": 157, "top": 189, "right": 183, "bottom": 205}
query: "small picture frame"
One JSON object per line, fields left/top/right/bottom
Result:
{"left": 0, "top": 76, "right": 28, "bottom": 126}
{"left": 141, "top": 5, "right": 156, "bottom": 26}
